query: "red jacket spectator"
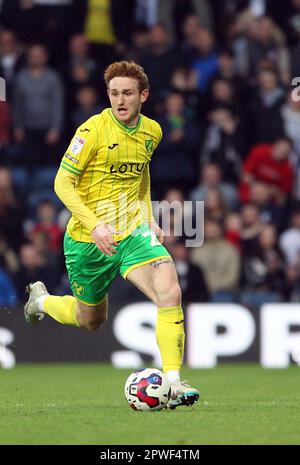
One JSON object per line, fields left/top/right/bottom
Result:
{"left": 31, "top": 224, "right": 62, "bottom": 253}
{"left": 240, "top": 140, "right": 294, "bottom": 203}
{"left": 31, "top": 200, "right": 63, "bottom": 253}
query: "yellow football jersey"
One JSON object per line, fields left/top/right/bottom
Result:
{"left": 59, "top": 108, "right": 162, "bottom": 243}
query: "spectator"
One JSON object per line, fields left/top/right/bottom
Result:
{"left": 0, "top": 231, "right": 19, "bottom": 275}
{"left": 65, "top": 34, "right": 101, "bottom": 104}
{"left": 0, "top": 258, "right": 17, "bottom": 307}
{"left": 169, "top": 67, "right": 199, "bottom": 118}
{"left": 210, "top": 0, "right": 284, "bottom": 40}
{"left": 212, "top": 49, "right": 251, "bottom": 133}
{"left": 189, "top": 163, "right": 239, "bottom": 210}
{"left": 224, "top": 212, "right": 241, "bottom": 250}
{"left": 0, "top": 181, "right": 24, "bottom": 252}
{"left": 230, "top": 12, "right": 260, "bottom": 77}
{"left": 140, "top": 23, "right": 180, "bottom": 108}
{"left": 191, "top": 218, "right": 240, "bottom": 302}
{"left": 255, "top": 16, "right": 291, "bottom": 84}
{"left": 30, "top": 200, "right": 63, "bottom": 254}
{"left": 281, "top": 90, "right": 300, "bottom": 155}
{"left": 84, "top": 0, "right": 117, "bottom": 70}
{"left": 291, "top": 38, "right": 300, "bottom": 79}
{"left": 160, "top": 91, "right": 198, "bottom": 151}
{"left": 82, "top": 0, "right": 137, "bottom": 58}
{"left": 233, "top": 15, "right": 290, "bottom": 84}
{"left": 285, "top": 247, "right": 300, "bottom": 302}
{"left": 240, "top": 203, "right": 264, "bottom": 256}
{"left": 201, "top": 107, "right": 246, "bottom": 184}
{"left": 67, "top": 63, "right": 97, "bottom": 114}
{"left": 0, "top": 30, "right": 25, "bottom": 101}
{"left": 214, "top": 48, "right": 248, "bottom": 100}
{"left": 179, "top": 13, "right": 203, "bottom": 63}
{"left": 126, "top": 26, "right": 150, "bottom": 63}
{"left": 191, "top": 28, "right": 219, "bottom": 94}
{"left": 153, "top": 187, "right": 193, "bottom": 240}
{"left": 152, "top": 91, "right": 198, "bottom": 189}
{"left": 248, "top": 69, "right": 286, "bottom": 144}
{"left": 279, "top": 206, "right": 300, "bottom": 266}
{"left": 0, "top": 166, "right": 22, "bottom": 207}
{"left": 159, "top": 1, "right": 214, "bottom": 43}
{"left": 206, "top": 78, "right": 240, "bottom": 115}
{"left": 0, "top": 0, "right": 41, "bottom": 45}
{"left": 0, "top": 1, "right": 73, "bottom": 60}
{"left": 67, "top": 34, "right": 99, "bottom": 72}
{"left": 248, "top": 181, "right": 285, "bottom": 229}
{"left": 204, "top": 188, "right": 228, "bottom": 224}
{"left": 280, "top": 0, "right": 300, "bottom": 45}
{"left": 241, "top": 224, "right": 288, "bottom": 306}
{"left": 112, "top": 0, "right": 138, "bottom": 49}
{"left": 134, "top": 0, "right": 159, "bottom": 29}
{"left": 30, "top": 229, "right": 62, "bottom": 289}
{"left": 12, "top": 242, "right": 53, "bottom": 302}
{"left": 70, "top": 86, "right": 103, "bottom": 133}
{"left": 240, "top": 138, "right": 294, "bottom": 204}
{"left": 167, "top": 238, "right": 210, "bottom": 303}
{"left": 13, "top": 44, "right": 64, "bottom": 167}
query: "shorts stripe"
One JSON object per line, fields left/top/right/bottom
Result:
{"left": 75, "top": 294, "right": 108, "bottom": 307}
{"left": 122, "top": 255, "right": 172, "bottom": 279}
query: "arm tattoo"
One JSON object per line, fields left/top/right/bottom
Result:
{"left": 150, "top": 258, "right": 174, "bottom": 269}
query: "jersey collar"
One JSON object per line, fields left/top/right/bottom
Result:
{"left": 109, "top": 108, "right": 142, "bottom": 134}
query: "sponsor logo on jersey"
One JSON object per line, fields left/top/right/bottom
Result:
{"left": 145, "top": 139, "right": 154, "bottom": 154}
{"left": 80, "top": 128, "right": 90, "bottom": 133}
{"left": 110, "top": 163, "right": 146, "bottom": 174}
{"left": 64, "top": 153, "right": 79, "bottom": 164}
{"left": 70, "top": 136, "right": 85, "bottom": 155}
{"left": 108, "top": 143, "right": 119, "bottom": 149}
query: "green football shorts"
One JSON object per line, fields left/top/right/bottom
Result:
{"left": 64, "top": 222, "right": 172, "bottom": 305}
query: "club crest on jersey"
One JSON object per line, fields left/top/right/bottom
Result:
{"left": 73, "top": 281, "right": 84, "bottom": 296}
{"left": 145, "top": 139, "right": 154, "bottom": 154}
{"left": 70, "top": 136, "right": 86, "bottom": 156}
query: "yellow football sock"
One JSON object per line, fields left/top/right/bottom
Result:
{"left": 156, "top": 305, "right": 185, "bottom": 373}
{"left": 43, "top": 295, "right": 80, "bottom": 327}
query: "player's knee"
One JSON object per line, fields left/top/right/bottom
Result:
{"left": 78, "top": 313, "right": 108, "bottom": 331}
{"left": 156, "top": 282, "right": 181, "bottom": 307}
{"left": 83, "top": 317, "right": 107, "bottom": 331}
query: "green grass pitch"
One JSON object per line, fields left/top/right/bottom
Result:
{"left": 0, "top": 363, "right": 299, "bottom": 445}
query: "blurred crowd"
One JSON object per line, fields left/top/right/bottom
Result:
{"left": 1, "top": 0, "right": 300, "bottom": 308}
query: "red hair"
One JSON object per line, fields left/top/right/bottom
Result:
{"left": 104, "top": 60, "right": 149, "bottom": 92}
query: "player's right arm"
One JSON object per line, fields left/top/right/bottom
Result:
{"left": 54, "top": 119, "right": 118, "bottom": 255}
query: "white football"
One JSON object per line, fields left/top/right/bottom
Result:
{"left": 124, "top": 368, "right": 171, "bottom": 411}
